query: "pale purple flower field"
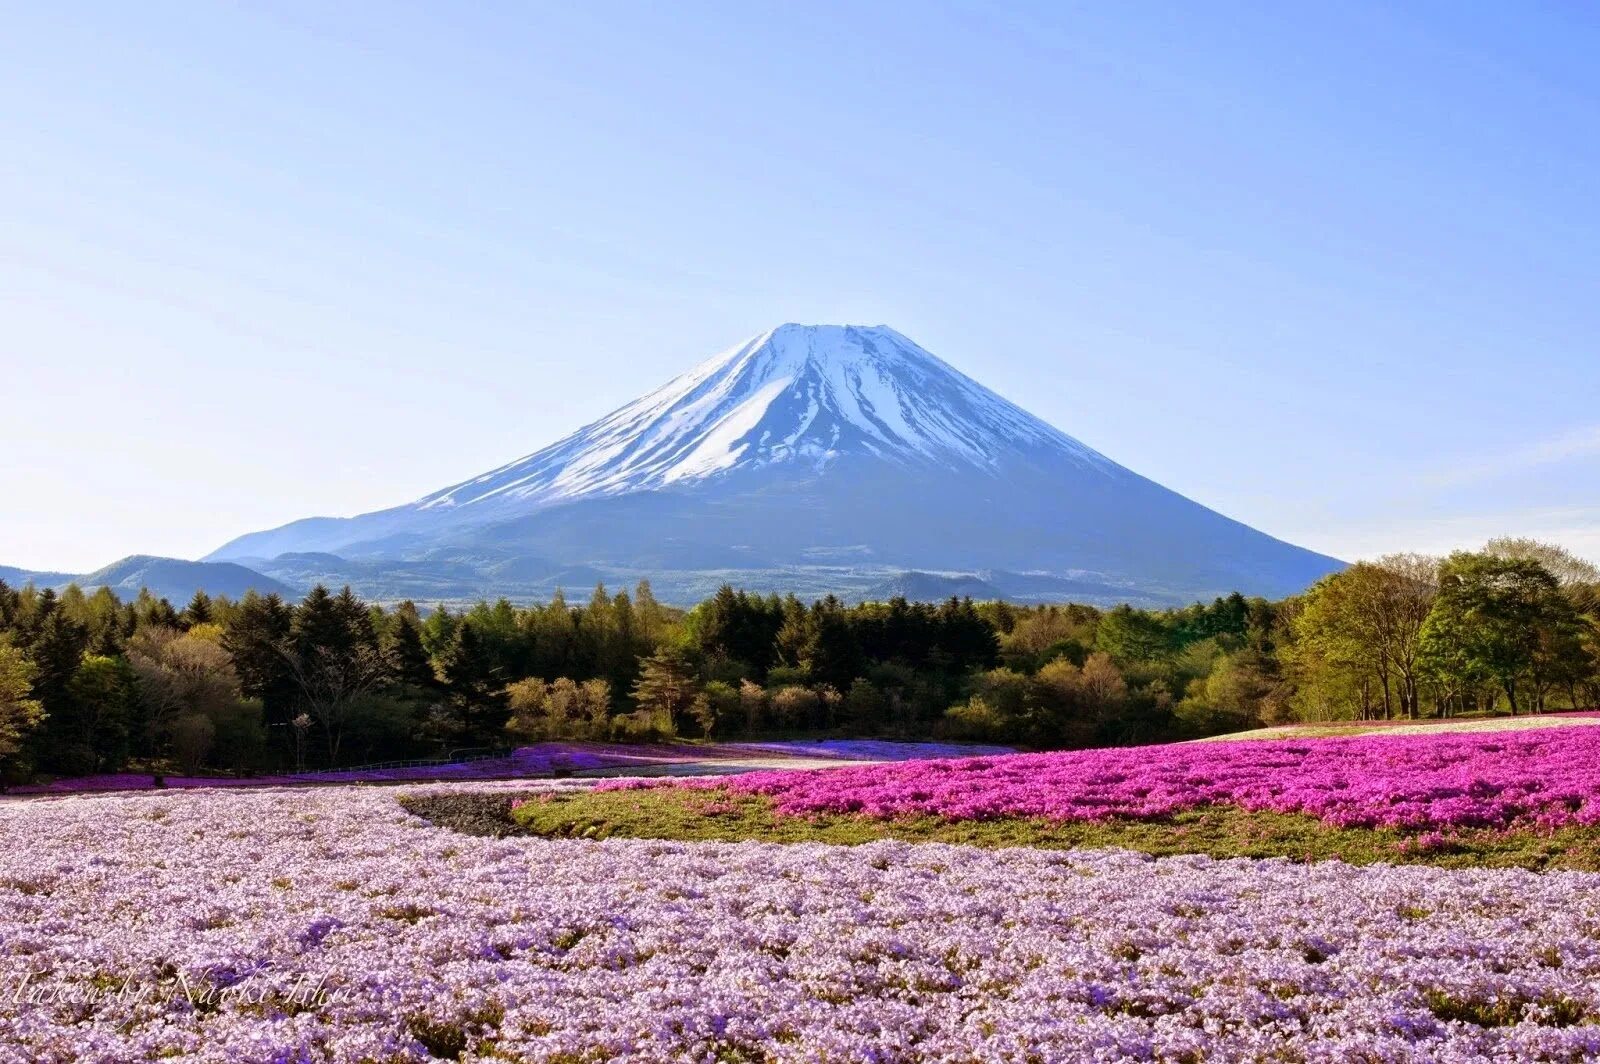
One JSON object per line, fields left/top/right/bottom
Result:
{"left": 3, "top": 784, "right": 1600, "bottom": 1062}
{"left": 9, "top": 740, "right": 1003, "bottom": 796}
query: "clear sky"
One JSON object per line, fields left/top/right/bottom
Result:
{"left": 3, "top": 2, "right": 1598, "bottom": 574}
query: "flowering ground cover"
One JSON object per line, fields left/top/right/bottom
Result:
{"left": 5, "top": 772, "right": 296, "bottom": 794}
{"left": 721, "top": 739, "right": 1011, "bottom": 761}
{"left": 9, "top": 739, "right": 999, "bottom": 795}
{"left": 487, "top": 786, "right": 1600, "bottom": 870}
{"left": 5, "top": 784, "right": 1600, "bottom": 1061}
{"left": 606, "top": 722, "right": 1600, "bottom": 833}
{"left": 1205, "top": 711, "right": 1600, "bottom": 743}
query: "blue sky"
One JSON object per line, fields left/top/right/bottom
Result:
{"left": 3, "top": 2, "right": 1598, "bottom": 573}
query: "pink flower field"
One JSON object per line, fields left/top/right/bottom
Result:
{"left": 621, "top": 722, "right": 1600, "bottom": 831}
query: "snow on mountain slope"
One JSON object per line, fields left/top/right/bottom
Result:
{"left": 414, "top": 324, "right": 1113, "bottom": 512}
{"left": 206, "top": 323, "right": 1345, "bottom": 604}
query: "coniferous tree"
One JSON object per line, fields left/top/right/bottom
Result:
{"left": 774, "top": 594, "right": 811, "bottom": 670}
{"left": 181, "top": 590, "right": 214, "bottom": 629}
{"left": 23, "top": 592, "right": 91, "bottom": 774}
{"left": 133, "top": 590, "right": 180, "bottom": 630}
{"left": 334, "top": 586, "right": 380, "bottom": 655}
{"left": 695, "top": 585, "right": 781, "bottom": 677}
{"left": 420, "top": 605, "right": 459, "bottom": 659}
{"left": 223, "top": 591, "right": 297, "bottom": 744}
{"left": 385, "top": 613, "right": 437, "bottom": 692}
{"left": 82, "top": 586, "right": 131, "bottom": 656}
{"left": 631, "top": 645, "right": 702, "bottom": 735}
{"left": 465, "top": 597, "right": 528, "bottom": 680}
{"left": 632, "top": 580, "right": 666, "bottom": 643}
{"left": 937, "top": 597, "right": 1001, "bottom": 674}
{"left": 283, "top": 586, "right": 387, "bottom": 764}
{"left": 437, "top": 623, "right": 505, "bottom": 746}
{"left": 804, "top": 597, "right": 862, "bottom": 692}
{"left": 57, "top": 585, "right": 90, "bottom": 628}
{"left": 293, "top": 586, "right": 350, "bottom": 661}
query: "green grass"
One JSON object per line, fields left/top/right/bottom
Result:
{"left": 416, "top": 787, "right": 1600, "bottom": 871}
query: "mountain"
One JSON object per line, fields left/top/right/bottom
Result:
{"left": 0, "top": 556, "right": 295, "bottom": 604}
{"left": 78, "top": 556, "right": 297, "bottom": 603}
{"left": 3, "top": 555, "right": 296, "bottom": 604}
{"left": 0, "top": 564, "right": 77, "bottom": 588}
{"left": 209, "top": 323, "right": 1343, "bottom": 604}
{"left": 862, "top": 570, "right": 1174, "bottom": 608}
{"left": 861, "top": 572, "right": 1009, "bottom": 603}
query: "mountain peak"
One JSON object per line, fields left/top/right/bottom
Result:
{"left": 701, "top": 323, "right": 924, "bottom": 376}
{"left": 412, "top": 324, "right": 1109, "bottom": 512}
{"left": 768, "top": 321, "right": 896, "bottom": 334}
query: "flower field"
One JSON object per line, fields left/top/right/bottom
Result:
{"left": 1201, "top": 711, "right": 1600, "bottom": 743}
{"left": 11, "top": 740, "right": 1005, "bottom": 796}
{"left": 614, "top": 723, "right": 1600, "bottom": 832}
{"left": 4, "top": 782, "right": 1600, "bottom": 1062}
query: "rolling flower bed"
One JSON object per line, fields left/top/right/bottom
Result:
{"left": 2, "top": 785, "right": 1599, "bottom": 1061}
{"left": 613, "top": 723, "right": 1600, "bottom": 831}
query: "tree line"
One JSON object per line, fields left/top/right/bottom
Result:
{"left": 0, "top": 537, "right": 1595, "bottom": 782}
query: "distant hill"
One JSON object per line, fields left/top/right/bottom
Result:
{"left": 75, "top": 556, "right": 297, "bottom": 603}
{"left": 857, "top": 569, "right": 1177, "bottom": 606}
{"left": 861, "top": 572, "right": 1008, "bottom": 603}
{"left": 1, "top": 556, "right": 297, "bottom": 604}
{"left": 0, "top": 564, "right": 76, "bottom": 588}
{"left": 207, "top": 324, "right": 1344, "bottom": 606}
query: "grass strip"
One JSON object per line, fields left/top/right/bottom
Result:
{"left": 400, "top": 787, "right": 1600, "bottom": 871}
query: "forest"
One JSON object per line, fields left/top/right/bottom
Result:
{"left": 0, "top": 537, "right": 1596, "bottom": 782}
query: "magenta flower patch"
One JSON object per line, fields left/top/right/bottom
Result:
{"left": 622, "top": 724, "right": 1600, "bottom": 831}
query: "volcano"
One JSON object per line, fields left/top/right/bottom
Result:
{"left": 208, "top": 324, "right": 1342, "bottom": 604}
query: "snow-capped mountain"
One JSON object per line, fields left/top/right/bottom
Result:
{"left": 417, "top": 324, "right": 1112, "bottom": 512}
{"left": 208, "top": 324, "right": 1343, "bottom": 604}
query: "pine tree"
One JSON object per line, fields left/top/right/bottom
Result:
{"left": 223, "top": 591, "right": 297, "bottom": 734}
{"left": 438, "top": 623, "right": 505, "bottom": 746}
{"left": 804, "top": 598, "right": 862, "bottom": 692}
{"left": 936, "top": 597, "right": 1000, "bottom": 673}
{"left": 292, "top": 586, "right": 348, "bottom": 659}
{"left": 385, "top": 613, "right": 437, "bottom": 691}
{"left": 284, "top": 586, "right": 387, "bottom": 764}
{"left": 630, "top": 645, "right": 702, "bottom": 736}
{"left": 83, "top": 586, "right": 129, "bottom": 656}
{"left": 420, "top": 605, "right": 458, "bottom": 659}
{"left": 23, "top": 593, "right": 90, "bottom": 774}
{"left": 133, "top": 590, "right": 180, "bottom": 629}
{"left": 334, "top": 586, "right": 379, "bottom": 656}
{"left": 181, "top": 590, "right": 214, "bottom": 629}
{"left": 774, "top": 595, "right": 812, "bottom": 669}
